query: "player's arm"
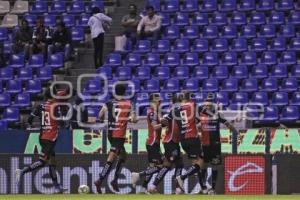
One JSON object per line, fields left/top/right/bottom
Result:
{"left": 28, "top": 104, "right": 42, "bottom": 126}
{"left": 219, "top": 113, "right": 239, "bottom": 134}
{"left": 98, "top": 106, "right": 107, "bottom": 123}
{"left": 129, "top": 111, "right": 138, "bottom": 123}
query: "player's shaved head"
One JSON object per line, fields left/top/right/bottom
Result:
{"left": 115, "top": 83, "right": 126, "bottom": 96}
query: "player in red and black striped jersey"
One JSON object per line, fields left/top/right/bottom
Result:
{"left": 94, "top": 84, "right": 137, "bottom": 193}
{"left": 198, "top": 93, "right": 238, "bottom": 194}
{"left": 131, "top": 93, "right": 163, "bottom": 193}
{"left": 15, "top": 88, "right": 68, "bottom": 193}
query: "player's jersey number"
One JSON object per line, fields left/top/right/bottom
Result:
{"left": 41, "top": 111, "right": 51, "bottom": 126}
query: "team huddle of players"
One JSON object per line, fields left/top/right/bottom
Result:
{"left": 15, "top": 84, "right": 237, "bottom": 195}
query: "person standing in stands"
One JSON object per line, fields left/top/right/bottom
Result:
{"left": 137, "top": 6, "right": 161, "bottom": 42}
{"left": 13, "top": 19, "right": 33, "bottom": 60}
{"left": 88, "top": 7, "right": 112, "bottom": 68}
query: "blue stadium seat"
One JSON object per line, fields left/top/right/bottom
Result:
{"left": 271, "top": 92, "right": 288, "bottom": 106}
{"left": 201, "top": 0, "right": 217, "bottom": 12}
{"left": 241, "top": 25, "right": 256, "bottom": 38}
{"left": 0, "top": 67, "right": 13, "bottom": 81}
{"left": 153, "top": 40, "right": 170, "bottom": 53}
{"left": 3, "top": 107, "right": 19, "bottom": 122}
{"left": 280, "top": 25, "right": 295, "bottom": 38}
{"left": 280, "top": 51, "right": 296, "bottom": 65}
{"left": 116, "top": 67, "right": 132, "bottom": 80}
{"left": 270, "top": 64, "right": 287, "bottom": 78}
{"left": 146, "top": 0, "right": 160, "bottom": 11}
{"left": 182, "top": 26, "right": 199, "bottom": 40}
{"left": 220, "top": 0, "right": 237, "bottom": 12}
{"left": 69, "top": 0, "right": 85, "bottom": 14}
{"left": 84, "top": 79, "right": 102, "bottom": 94}
{"left": 212, "top": 66, "right": 229, "bottom": 80}
{"left": 125, "top": 54, "right": 141, "bottom": 67}
{"left": 181, "top": 0, "right": 198, "bottom": 12}
{"left": 44, "top": 15, "right": 56, "bottom": 27}
{"left": 277, "top": 0, "right": 294, "bottom": 11}
{"left": 183, "top": 78, "right": 199, "bottom": 92}
{"left": 0, "top": 120, "right": 7, "bottom": 130}
{"left": 18, "top": 67, "right": 33, "bottom": 80}
{"left": 50, "top": 1, "right": 66, "bottom": 13}
{"left": 269, "top": 12, "right": 285, "bottom": 25}
{"left": 134, "top": 40, "right": 151, "bottom": 53}
{"left": 291, "top": 65, "right": 300, "bottom": 77}
{"left": 3, "top": 41, "right": 12, "bottom": 55}
{"left": 290, "top": 37, "right": 300, "bottom": 51}
{"left": 36, "top": 67, "right": 53, "bottom": 81}
{"left": 203, "top": 52, "right": 219, "bottom": 66}
{"left": 231, "top": 38, "right": 247, "bottom": 52}
{"left": 260, "top": 25, "right": 276, "bottom": 38}
{"left": 159, "top": 13, "right": 170, "bottom": 26}
{"left": 211, "top": 13, "right": 227, "bottom": 26}
{"left": 222, "top": 25, "right": 238, "bottom": 39}
{"left": 231, "top": 92, "right": 249, "bottom": 105}
{"left": 201, "top": 79, "right": 218, "bottom": 92}
{"left": 0, "top": 93, "right": 11, "bottom": 107}
{"left": 257, "top": 0, "right": 274, "bottom": 11}
{"left": 221, "top": 78, "right": 238, "bottom": 92}
{"left": 144, "top": 53, "right": 161, "bottom": 67}
{"left": 23, "top": 15, "right": 36, "bottom": 27}
{"left": 78, "top": 14, "right": 91, "bottom": 27}
{"left": 154, "top": 67, "right": 170, "bottom": 80}
{"left": 27, "top": 54, "right": 44, "bottom": 68}
{"left": 250, "top": 12, "right": 266, "bottom": 25}
{"left": 173, "top": 39, "right": 190, "bottom": 53}
{"left": 240, "top": 78, "right": 258, "bottom": 92}
{"left": 231, "top": 12, "right": 247, "bottom": 25}
{"left": 193, "top": 93, "right": 207, "bottom": 104}
{"left": 251, "top": 38, "right": 267, "bottom": 52}
{"left": 31, "top": 1, "right": 47, "bottom": 14}
{"left": 6, "top": 80, "right": 22, "bottom": 94}
{"left": 162, "top": 79, "right": 180, "bottom": 92}
{"left": 135, "top": 67, "right": 151, "bottom": 80}
{"left": 261, "top": 51, "right": 277, "bottom": 65}
{"left": 105, "top": 53, "right": 121, "bottom": 67}
{"left": 87, "top": 106, "right": 100, "bottom": 119}
{"left": 0, "top": 28, "right": 8, "bottom": 41}
{"left": 13, "top": 93, "right": 30, "bottom": 108}
{"left": 280, "top": 106, "right": 299, "bottom": 121}
{"left": 183, "top": 53, "right": 199, "bottom": 66}
{"left": 136, "top": 92, "right": 149, "bottom": 105}
{"left": 164, "top": 53, "right": 180, "bottom": 67}
{"left": 174, "top": 67, "right": 189, "bottom": 80}
{"left": 144, "top": 79, "right": 160, "bottom": 92}
{"left": 202, "top": 25, "right": 218, "bottom": 39}
{"left": 240, "top": 52, "right": 257, "bottom": 65}
{"left": 164, "top": 26, "right": 180, "bottom": 40}
{"left": 231, "top": 65, "right": 248, "bottom": 79}
{"left": 163, "top": 0, "right": 179, "bottom": 12}
{"left": 261, "top": 78, "right": 278, "bottom": 92}
{"left": 191, "top": 39, "right": 209, "bottom": 52}
{"left": 25, "top": 80, "right": 42, "bottom": 94}
{"left": 239, "top": 0, "right": 255, "bottom": 11}
{"left": 270, "top": 37, "right": 286, "bottom": 51}
{"left": 291, "top": 92, "right": 300, "bottom": 106}
{"left": 62, "top": 15, "right": 75, "bottom": 27}
{"left": 10, "top": 54, "right": 25, "bottom": 68}
{"left": 71, "top": 27, "right": 85, "bottom": 42}
{"left": 251, "top": 92, "right": 269, "bottom": 106}
{"left": 174, "top": 13, "right": 189, "bottom": 26}
{"left": 191, "top": 13, "right": 208, "bottom": 26}
{"left": 193, "top": 67, "right": 209, "bottom": 80}
{"left": 280, "top": 78, "right": 298, "bottom": 92}
{"left": 262, "top": 106, "right": 279, "bottom": 121}
{"left": 212, "top": 39, "right": 228, "bottom": 52}
{"left": 47, "top": 53, "right": 64, "bottom": 69}
{"left": 130, "top": 78, "right": 141, "bottom": 93}
{"left": 216, "top": 92, "right": 229, "bottom": 106}
{"left": 97, "top": 66, "right": 112, "bottom": 79}
{"left": 252, "top": 65, "right": 268, "bottom": 78}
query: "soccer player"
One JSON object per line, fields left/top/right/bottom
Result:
{"left": 131, "top": 93, "right": 164, "bottom": 193}
{"left": 147, "top": 94, "right": 184, "bottom": 194}
{"left": 15, "top": 88, "right": 67, "bottom": 193}
{"left": 198, "top": 93, "right": 238, "bottom": 195}
{"left": 94, "top": 84, "right": 137, "bottom": 193}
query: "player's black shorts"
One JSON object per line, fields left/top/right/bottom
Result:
{"left": 39, "top": 139, "right": 56, "bottom": 160}
{"left": 181, "top": 138, "right": 203, "bottom": 159}
{"left": 163, "top": 141, "right": 181, "bottom": 162}
{"left": 146, "top": 143, "right": 163, "bottom": 164}
{"left": 108, "top": 135, "right": 126, "bottom": 154}
{"left": 202, "top": 143, "right": 222, "bottom": 165}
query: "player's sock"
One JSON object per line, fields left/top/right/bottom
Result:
{"left": 153, "top": 166, "right": 170, "bottom": 186}
{"left": 21, "top": 159, "right": 46, "bottom": 175}
{"left": 49, "top": 165, "right": 59, "bottom": 187}
{"left": 112, "top": 158, "right": 125, "bottom": 183}
{"left": 211, "top": 169, "right": 218, "bottom": 190}
{"left": 142, "top": 174, "right": 153, "bottom": 189}
{"left": 139, "top": 166, "right": 160, "bottom": 177}
{"left": 99, "top": 161, "right": 113, "bottom": 181}
{"left": 198, "top": 169, "right": 207, "bottom": 189}
{"left": 181, "top": 164, "right": 200, "bottom": 180}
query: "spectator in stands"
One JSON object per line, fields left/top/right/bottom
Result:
{"left": 88, "top": 7, "right": 112, "bottom": 68}
{"left": 13, "top": 19, "right": 33, "bottom": 59}
{"left": 30, "top": 17, "right": 51, "bottom": 58}
{"left": 137, "top": 6, "right": 161, "bottom": 42}
{"left": 48, "top": 22, "right": 72, "bottom": 61}
{"left": 121, "top": 4, "right": 141, "bottom": 45}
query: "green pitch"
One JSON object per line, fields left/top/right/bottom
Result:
{"left": 0, "top": 195, "right": 300, "bottom": 200}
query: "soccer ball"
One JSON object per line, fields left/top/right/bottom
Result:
{"left": 78, "top": 185, "right": 90, "bottom": 194}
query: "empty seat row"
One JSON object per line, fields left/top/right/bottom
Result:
{"left": 0, "top": 67, "right": 53, "bottom": 81}
{"left": 0, "top": 93, "right": 31, "bottom": 108}
{"left": 0, "top": 80, "right": 42, "bottom": 94}
{"left": 0, "top": 1, "right": 28, "bottom": 14}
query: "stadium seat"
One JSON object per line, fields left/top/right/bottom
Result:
{"left": 202, "top": 52, "right": 219, "bottom": 66}
{"left": 191, "top": 39, "right": 209, "bottom": 52}
{"left": 27, "top": 54, "right": 44, "bottom": 68}
{"left": 159, "top": 13, "right": 170, "bottom": 26}
{"left": 251, "top": 92, "right": 269, "bottom": 106}
{"left": 11, "top": 0, "right": 28, "bottom": 14}
{"left": 261, "top": 51, "right": 277, "bottom": 65}
{"left": 270, "top": 37, "right": 286, "bottom": 51}
{"left": 191, "top": 13, "right": 209, "bottom": 26}
{"left": 183, "top": 78, "right": 199, "bottom": 92}
{"left": 250, "top": 12, "right": 266, "bottom": 25}
{"left": 277, "top": 0, "right": 294, "bottom": 11}
{"left": 116, "top": 67, "right": 132, "bottom": 80}
{"left": 270, "top": 65, "right": 287, "bottom": 78}
{"left": 174, "top": 13, "right": 189, "bottom": 26}
{"left": 0, "top": 67, "right": 13, "bottom": 81}
{"left": 30, "top": 1, "right": 47, "bottom": 14}
{"left": 1, "top": 14, "right": 18, "bottom": 28}
{"left": 240, "top": 78, "right": 258, "bottom": 92}
{"left": 0, "top": 28, "right": 8, "bottom": 41}
{"left": 44, "top": 15, "right": 56, "bottom": 27}
{"left": 84, "top": 79, "right": 102, "bottom": 94}
{"left": 291, "top": 65, "right": 300, "bottom": 77}
{"left": 240, "top": 52, "right": 257, "bottom": 65}
{"left": 262, "top": 106, "right": 279, "bottom": 121}
{"left": 214, "top": 92, "right": 228, "bottom": 106}
{"left": 18, "top": 67, "right": 33, "bottom": 80}
{"left": 212, "top": 39, "right": 228, "bottom": 52}
{"left": 271, "top": 92, "right": 288, "bottom": 106}
{"left": 87, "top": 106, "right": 100, "bottom": 119}
{"left": 280, "top": 78, "right": 298, "bottom": 92}
{"left": 13, "top": 93, "right": 31, "bottom": 107}
{"left": 153, "top": 40, "right": 170, "bottom": 53}
{"left": 257, "top": 0, "right": 274, "bottom": 11}
{"left": 23, "top": 15, "right": 36, "bottom": 27}
{"left": 135, "top": 67, "right": 151, "bottom": 80}
{"left": 136, "top": 92, "right": 149, "bottom": 105}
{"left": 280, "top": 51, "right": 296, "bottom": 65}
{"left": 231, "top": 65, "right": 248, "bottom": 79}
{"left": 146, "top": 0, "right": 160, "bottom": 11}
{"left": 290, "top": 37, "right": 300, "bottom": 51}
{"left": 201, "top": 0, "right": 217, "bottom": 12}
{"left": 0, "top": 120, "right": 8, "bottom": 130}
{"left": 220, "top": 0, "right": 237, "bottom": 12}
{"left": 193, "top": 93, "right": 208, "bottom": 104}
{"left": 231, "top": 38, "right": 247, "bottom": 52}
{"left": 0, "top": 93, "right": 11, "bottom": 107}
{"left": 134, "top": 40, "right": 151, "bottom": 53}
{"left": 3, "top": 107, "right": 19, "bottom": 122}
{"left": 163, "top": 0, "right": 179, "bottom": 12}
{"left": 36, "top": 67, "right": 53, "bottom": 81}
{"left": 130, "top": 78, "right": 141, "bottom": 93}
{"left": 97, "top": 66, "right": 112, "bottom": 79}
{"left": 290, "top": 92, "right": 300, "bottom": 106}
{"left": 10, "top": 54, "right": 25, "bottom": 68}
{"left": 62, "top": 15, "right": 75, "bottom": 27}
{"left": 47, "top": 53, "right": 64, "bottom": 69}
{"left": 144, "top": 53, "right": 161, "bottom": 67}
{"left": 261, "top": 78, "right": 278, "bottom": 92}
{"left": 69, "top": 0, "right": 85, "bottom": 14}
{"left": 162, "top": 79, "right": 180, "bottom": 92}
{"left": 280, "top": 25, "right": 295, "bottom": 38}
{"left": 251, "top": 64, "right": 268, "bottom": 78}
{"left": 154, "top": 67, "right": 170, "bottom": 80}
{"left": 202, "top": 25, "right": 218, "bottom": 39}
{"left": 182, "top": 53, "right": 199, "bottom": 66}
{"left": 25, "top": 80, "right": 41, "bottom": 94}
{"left": 269, "top": 12, "right": 285, "bottom": 25}
{"left": 173, "top": 39, "right": 190, "bottom": 53}
{"left": 231, "top": 92, "right": 249, "bottom": 105}
{"left": 144, "top": 79, "right": 160, "bottom": 92}
{"left": 71, "top": 27, "right": 85, "bottom": 42}
{"left": 221, "top": 78, "right": 238, "bottom": 92}
{"left": 105, "top": 53, "right": 122, "bottom": 67}
{"left": 280, "top": 106, "right": 299, "bottom": 121}
{"left": 0, "top": 1, "right": 10, "bottom": 14}
{"left": 260, "top": 25, "right": 276, "bottom": 38}
{"left": 182, "top": 26, "right": 199, "bottom": 40}
{"left": 222, "top": 25, "right": 238, "bottom": 39}
{"left": 201, "top": 79, "right": 218, "bottom": 92}
{"left": 222, "top": 52, "right": 238, "bottom": 66}
{"left": 174, "top": 67, "right": 189, "bottom": 80}
{"left": 239, "top": 0, "right": 255, "bottom": 11}
{"left": 193, "top": 67, "right": 209, "bottom": 80}
{"left": 251, "top": 38, "right": 267, "bottom": 52}
{"left": 231, "top": 12, "right": 247, "bottom": 25}
{"left": 164, "top": 26, "right": 180, "bottom": 40}
{"left": 181, "top": 0, "right": 198, "bottom": 12}
{"left": 6, "top": 80, "right": 22, "bottom": 94}
{"left": 50, "top": 1, "right": 66, "bottom": 13}
{"left": 241, "top": 25, "right": 256, "bottom": 38}
{"left": 164, "top": 53, "right": 180, "bottom": 67}
{"left": 78, "top": 14, "right": 91, "bottom": 28}
{"left": 212, "top": 66, "right": 229, "bottom": 80}
{"left": 211, "top": 13, "right": 227, "bottom": 26}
